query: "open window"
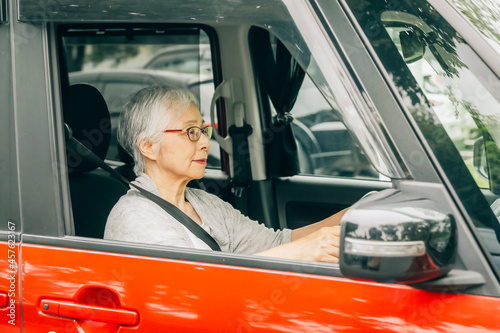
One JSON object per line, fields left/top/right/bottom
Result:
{"left": 57, "top": 24, "right": 224, "bottom": 238}
{"left": 59, "top": 24, "right": 221, "bottom": 168}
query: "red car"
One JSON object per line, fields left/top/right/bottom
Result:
{"left": 1, "top": 0, "right": 500, "bottom": 331}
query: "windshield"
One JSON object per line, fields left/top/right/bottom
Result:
{"left": 344, "top": 0, "right": 500, "bottom": 255}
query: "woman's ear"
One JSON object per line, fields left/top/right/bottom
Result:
{"left": 138, "top": 137, "right": 157, "bottom": 161}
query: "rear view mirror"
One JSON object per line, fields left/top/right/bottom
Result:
{"left": 473, "top": 135, "right": 500, "bottom": 195}
{"left": 399, "top": 30, "right": 425, "bottom": 64}
{"left": 339, "top": 189, "right": 457, "bottom": 284}
{"left": 473, "top": 137, "right": 489, "bottom": 180}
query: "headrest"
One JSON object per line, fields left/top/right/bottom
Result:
{"left": 64, "top": 84, "right": 111, "bottom": 175}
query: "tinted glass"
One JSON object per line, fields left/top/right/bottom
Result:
{"left": 292, "top": 75, "right": 379, "bottom": 179}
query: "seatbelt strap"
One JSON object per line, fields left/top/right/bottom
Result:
{"left": 228, "top": 123, "right": 253, "bottom": 215}
{"left": 65, "top": 125, "right": 222, "bottom": 251}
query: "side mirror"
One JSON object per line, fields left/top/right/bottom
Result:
{"left": 339, "top": 189, "right": 457, "bottom": 284}
{"left": 399, "top": 30, "right": 425, "bottom": 64}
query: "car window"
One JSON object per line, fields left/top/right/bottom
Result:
{"left": 102, "top": 82, "right": 148, "bottom": 115}
{"left": 292, "top": 75, "right": 380, "bottom": 179}
{"left": 250, "top": 30, "right": 382, "bottom": 180}
{"left": 344, "top": 0, "right": 500, "bottom": 258}
{"left": 62, "top": 26, "right": 220, "bottom": 168}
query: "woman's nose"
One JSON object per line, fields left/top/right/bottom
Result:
{"left": 198, "top": 131, "right": 211, "bottom": 150}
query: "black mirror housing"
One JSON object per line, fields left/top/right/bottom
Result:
{"left": 399, "top": 30, "right": 425, "bottom": 64}
{"left": 339, "top": 189, "right": 457, "bottom": 284}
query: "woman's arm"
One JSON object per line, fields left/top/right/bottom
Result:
{"left": 255, "top": 225, "right": 342, "bottom": 263}
{"left": 290, "top": 208, "right": 348, "bottom": 241}
{"left": 255, "top": 209, "right": 348, "bottom": 263}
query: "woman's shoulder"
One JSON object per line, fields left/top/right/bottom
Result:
{"left": 105, "top": 189, "right": 187, "bottom": 240}
{"left": 112, "top": 189, "right": 155, "bottom": 211}
{"left": 106, "top": 189, "right": 165, "bottom": 229}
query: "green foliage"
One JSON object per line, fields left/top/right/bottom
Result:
{"left": 451, "top": 0, "right": 500, "bottom": 47}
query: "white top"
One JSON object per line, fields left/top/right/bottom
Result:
{"left": 104, "top": 173, "right": 292, "bottom": 253}
{"left": 181, "top": 223, "right": 212, "bottom": 250}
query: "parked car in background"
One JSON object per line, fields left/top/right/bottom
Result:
{"left": 69, "top": 69, "right": 221, "bottom": 167}
{"left": 143, "top": 44, "right": 213, "bottom": 75}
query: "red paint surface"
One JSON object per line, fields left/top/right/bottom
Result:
{"left": 2, "top": 242, "right": 496, "bottom": 332}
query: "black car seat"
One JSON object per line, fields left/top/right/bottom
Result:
{"left": 115, "top": 143, "right": 137, "bottom": 182}
{"left": 64, "top": 84, "right": 128, "bottom": 238}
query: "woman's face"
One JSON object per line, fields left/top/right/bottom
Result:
{"left": 154, "top": 102, "right": 211, "bottom": 182}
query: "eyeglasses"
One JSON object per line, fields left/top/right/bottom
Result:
{"left": 164, "top": 125, "right": 213, "bottom": 142}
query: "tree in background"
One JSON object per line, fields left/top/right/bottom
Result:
{"left": 452, "top": 0, "right": 500, "bottom": 47}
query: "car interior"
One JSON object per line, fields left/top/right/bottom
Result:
{"left": 58, "top": 22, "right": 386, "bottom": 241}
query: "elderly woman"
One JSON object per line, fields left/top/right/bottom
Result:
{"left": 104, "top": 86, "right": 347, "bottom": 263}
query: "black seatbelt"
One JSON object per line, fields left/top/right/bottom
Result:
{"left": 65, "top": 124, "right": 222, "bottom": 251}
{"left": 228, "top": 123, "right": 253, "bottom": 215}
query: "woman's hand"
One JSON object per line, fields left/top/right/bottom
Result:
{"left": 256, "top": 225, "right": 341, "bottom": 263}
{"left": 289, "top": 226, "right": 341, "bottom": 263}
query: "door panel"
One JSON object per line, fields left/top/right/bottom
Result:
{"left": 275, "top": 176, "right": 391, "bottom": 229}
{"left": 21, "top": 242, "right": 500, "bottom": 332}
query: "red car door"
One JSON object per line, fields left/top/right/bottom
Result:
{"left": 20, "top": 242, "right": 499, "bottom": 332}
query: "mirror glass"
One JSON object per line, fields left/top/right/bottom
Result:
{"left": 400, "top": 30, "right": 425, "bottom": 63}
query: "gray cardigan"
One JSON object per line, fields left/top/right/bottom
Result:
{"left": 104, "top": 174, "right": 292, "bottom": 254}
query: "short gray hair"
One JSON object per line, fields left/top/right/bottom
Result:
{"left": 118, "top": 86, "right": 199, "bottom": 176}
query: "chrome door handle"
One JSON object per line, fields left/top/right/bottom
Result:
{"left": 41, "top": 299, "right": 139, "bottom": 326}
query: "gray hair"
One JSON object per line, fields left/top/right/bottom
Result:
{"left": 118, "top": 86, "right": 199, "bottom": 176}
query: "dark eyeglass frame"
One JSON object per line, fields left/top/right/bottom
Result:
{"left": 164, "top": 125, "right": 213, "bottom": 142}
